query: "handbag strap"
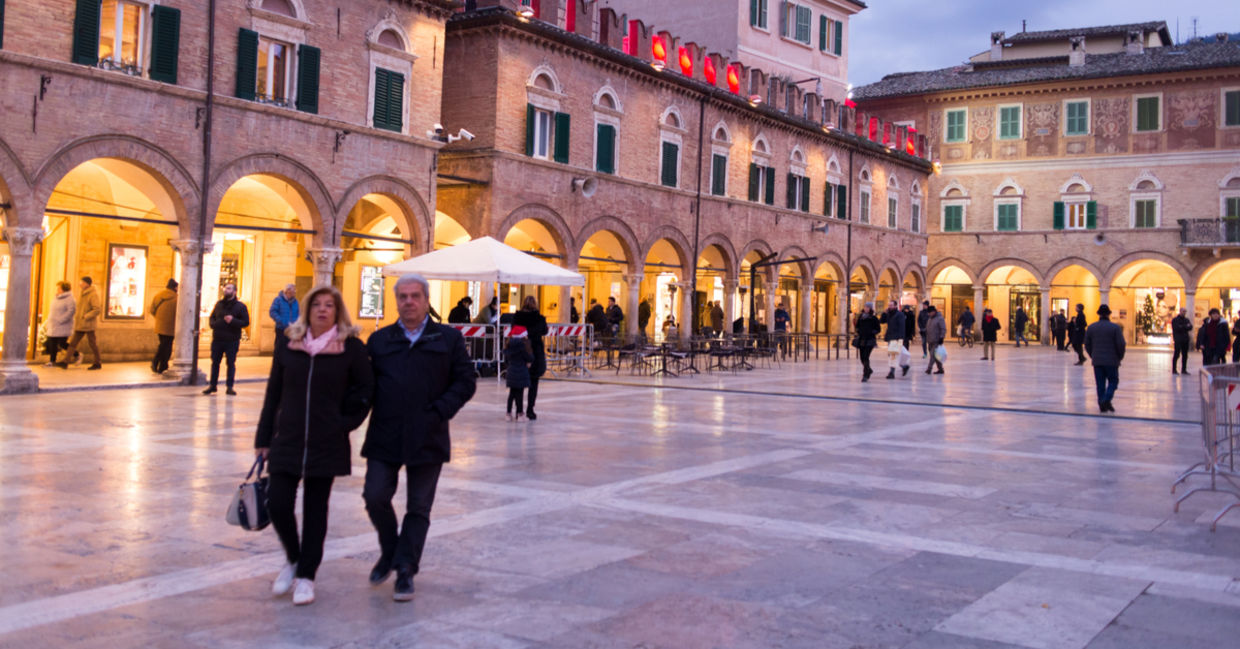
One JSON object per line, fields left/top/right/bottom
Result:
{"left": 245, "top": 455, "right": 265, "bottom": 480}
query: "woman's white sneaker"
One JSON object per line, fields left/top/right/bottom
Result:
{"left": 292, "top": 578, "right": 315, "bottom": 605}
{"left": 272, "top": 563, "right": 297, "bottom": 596}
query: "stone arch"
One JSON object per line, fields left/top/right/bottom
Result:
{"left": 979, "top": 258, "right": 1045, "bottom": 286}
{"left": 1046, "top": 257, "right": 1105, "bottom": 287}
{"left": 255, "top": 0, "right": 307, "bottom": 21}
{"left": 858, "top": 163, "right": 871, "bottom": 183}
{"left": 1059, "top": 173, "right": 1093, "bottom": 194}
{"left": 812, "top": 252, "right": 847, "bottom": 280}
{"left": 660, "top": 105, "right": 685, "bottom": 129}
{"left": 826, "top": 153, "right": 843, "bottom": 176}
{"left": 740, "top": 238, "right": 776, "bottom": 282}
{"left": 993, "top": 177, "right": 1024, "bottom": 197}
{"left": 751, "top": 133, "right": 771, "bottom": 155}
{"left": 367, "top": 17, "right": 411, "bottom": 52}
{"left": 850, "top": 256, "right": 879, "bottom": 290}
{"left": 335, "top": 175, "right": 429, "bottom": 249}
{"left": 528, "top": 64, "right": 562, "bottom": 93}
{"left": 1103, "top": 252, "right": 1191, "bottom": 291}
{"left": 593, "top": 85, "right": 623, "bottom": 112}
{"left": 776, "top": 245, "right": 813, "bottom": 282}
{"left": 902, "top": 264, "right": 927, "bottom": 292}
{"left": 711, "top": 120, "right": 731, "bottom": 143}
{"left": 0, "top": 137, "right": 34, "bottom": 228}
{"left": 1219, "top": 167, "right": 1240, "bottom": 188}
{"left": 698, "top": 232, "right": 738, "bottom": 280}
{"left": 928, "top": 258, "right": 979, "bottom": 286}
{"left": 1128, "top": 169, "right": 1163, "bottom": 191}
{"left": 33, "top": 135, "right": 199, "bottom": 236}
{"left": 640, "top": 225, "right": 693, "bottom": 277}
{"left": 571, "top": 215, "right": 640, "bottom": 273}
{"left": 789, "top": 145, "right": 806, "bottom": 165}
{"left": 207, "top": 153, "right": 333, "bottom": 245}
{"left": 939, "top": 178, "right": 969, "bottom": 198}
{"left": 496, "top": 203, "right": 575, "bottom": 259}
{"left": 910, "top": 179, "right": 921, "bottom": 195}
{"left": 887, "top": 174, "right": 900, "bottom": 190}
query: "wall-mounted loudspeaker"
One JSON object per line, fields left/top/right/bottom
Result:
{"left": 571, "top": 177, "right": 597, "bottom": 197}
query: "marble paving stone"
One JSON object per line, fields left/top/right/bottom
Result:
{"left": 784, "top": 467, "right": 998, "bottom": 499}
{"left": 435, "top": 596, "right": 616, "bottom": 642}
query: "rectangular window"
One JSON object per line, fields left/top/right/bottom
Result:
{"left": 911, "top": 203, "right": 920, "bottom": 233}
{"left": 373, "top": 68, "right": 405, "bottom": 132}
{"left": 1065, "top": 100, "right": 1089, "bottom": 135}
{"left": 749, "top": 0, "right": 767, "bottom": 29}
{"left": 1065, "top": 202, "right": 1089, "bottom": 230}
{"left": 1225, "top": 90, "right": 1240, "bottom": 127}
{"left": 711, "top": 154, "right": 727, "bottom": 196}
{"left": 999, "top": 105, "right": 1021, "bottom": 139}
{"left": 99, "top": 0, "right": 145, "bottom": 74}
{"left": 1136, "top": 95, "right": 1160, "bottom": 132}
{"left": 794, "top": 5, "right": 811, "bottom": 44}
{"left": 596, "top": 123, "right": 616, "bottom": 174}
{"left": 1134, "top": 199, "right": 1157, "bottom": 228}
{"left": 526, "top": 105, "right": 551, "bottom": 158}
{"left": 859, "top": 190, "right": 870, "bottom": 224}
{"left": 823, "top": 182, "right": 833, "bottom": 216}
{"left": 946, "top": 109, "right": 966, "bottom": 142}
{"left": 661, "top": 141, "right": 679, "bottom": 187}
{"left": 887, "top": 197, "right": 897, "bottom": 228}
{"left": 996, "top": 203, "right": 1019, "bottom": 231}
{"left": 257, "top": 36, "right": 292, "bottom": 105}
{"left": 148, "top": 5, "right": 181, "bottom": 85}
{"left": 1225, "top": 197, "right": 1240, "bottom": 218}
{"left": 943, "top": 205, "right": 963, "bottom": 232}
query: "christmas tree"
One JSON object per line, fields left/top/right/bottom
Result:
{"left": 1137, "top": 294, "right": 1157, "bottom": 336}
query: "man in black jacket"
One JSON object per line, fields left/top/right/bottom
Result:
{"left": 1084, "top": 304, "right": 1126, "bottom": 413}
{"left": 917, "top": 300, "right": 931, "bottom": 358}
{"left": 362, "top": 273, "right": 476, "bottom": 601}
{"left": 203, "top": 283, "right": 250, "bottom": 395}
{"left": 1198, "top": 308, "right": 1231, "bottom": 366}
{"left": 879, "top": 300, "right": 908, "bottom": 379}
{"left": 1171, "top": 308, "right": 1193, "bottom": 374}
{"left": 1070, "top": 304, "right": 1088, "bottom": 365}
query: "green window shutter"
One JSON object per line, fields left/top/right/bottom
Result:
{"left": 749, "top": 0, "right": 758, "bottom": 27}
{"left": 711, "top": 154, "right": 727, "bottom": 195}
{"left": 235, "top": 28, "right": 259, "bottom": 100}
{"left": 837, "top": 184, "right": 847, "bottom": 220}
{"left": 824, "top": 183, "right": 833, "bottom": 216}
{"left": 819, "top": 15, "right": 827, "bottom": 51}
{"left": 778, "top": 2, "right": 787, "bottom": 37}
{"left": 1225, "top": 91, "right": 1240, "bottom": 127}
{"left": 786, "top": 173, "right": 797, "bottom": 208}
{"left": 764, "top": 167, "right": 776, "bottom": 205}
{"left": 387, "top": 71, "right": 404, "bottom": 131}
{"left": 295, "top": 45, "right": 321, "bottom": 114}
{"left": 525, "top": 104, "right": 536, "bottom": 156}
{"left": 944, "top": 205, "right": 962, "bottom": 232}
{"left": 834, "top": 20, "right": 843, "bottom": 55}
{"left": 800, "top": 176, "right": 810, "bottom": 212}
{"left": 661, "top": 142, "right": 678, "bottom": 187}
{"left": 1066, "top": 101, "right": 1088, "bottom": 135}
{"left": 1052, "top": 201, "right": 1065, "bottom": 230}
{"left": 72, "top": 0, "right": 101, "bottom": 65}
{"left": 1086, "top": 201, "right": 1097, "bottom": 229}
{"left": 148, "top": 5, "right": 181, "bottom": 84}
{"left": 1136, "top": 96, "right": 1159, "bottom": 131}
{"left": 373, "top": 68, "right": 390, "bottom": 129}
{"left": 553, "top": 112, "right": 570, "bottom": 163}
{"left": 748, "top": 164, "right": 760, "bottom": 201}
{"left": 596, "top": 124, "right": 615, "bottom": 174}
{"left": 0, "top": 0, "right": 5, "bottom": 50}
{"left": 999, "top": 106, "right": 1020, "bottom": 139}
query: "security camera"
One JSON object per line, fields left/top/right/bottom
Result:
{"left": 433, "top": 123, "right": 444, "bottom": 133}
{"left": 426, "top": 123, "right": 446, "bottom": 140}
{"left": 458, "top": 128, "right": 475, "bottom": 141}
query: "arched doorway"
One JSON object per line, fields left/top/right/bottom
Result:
{"left": 741, "top": 248, "right": 773, "bottom": 330}
{"left": 37, "top": 158, "right": 186, "bottom": 361}
{"left": 1197, "top": 259, "right": 1240, "bottom": 320}
{"left": 931, "top": 265, "right": 973, "bottom": 337}
{"left": 642, "top": 239, "right": 685, "bottom": 340}
{"left": 1110, "top": 259, "right": 1186, "bottom": 344}
{"left": 812, "top": 261, "right": 842, "bottom": 334}
{"left": 876, "top": 267, "right": 900, "bottom": 307}
{"left": 577, "top": 230, "right": 630, "bottom": 332}
{"left": 503, "top": 218, "right": 565, "bottom": 320}
{"left": 849, "top": 264, "right": 874, "bottom": 319}
{"left": 429, "top": 210, "right": 472, "bottom": 318}
{"left": 902, "top": 270, "right": 923, "bottom": 307}
{"left": 776, "top": 258, "right": 808, "bottom": 333}
{"left": 695, "top": 244, "right": 731, "bottom": 334}
{"left": 1049, "top": 264, "right": 1100, "bottom": 332}
{"left": 984, "top": 265, "right": 1040, "bottom": 342}
{"left": 340, "top": 194, "right": 418, "bottom": 336}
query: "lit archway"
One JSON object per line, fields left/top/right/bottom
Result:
{"left": 696, "top": 243, "right": 732, "bottom": 334}
{"left": 577, "top": 229, "right": 630, "bottom": 330}
{"left": 984, "top": 265, "right": 1041, "bottom": 342}
{"left": 642, "top": 238, "right": 685, "bottom": 339}
{"left": 1197, "top": 259, "right": 1240, "bottom": 320}
{"left": 740, "top": 247, "right": 773, "bottom": 329}
{"left": 1049, "top": 264, "right": 1100, "bottom": 327}
{"left": 503, "top": 217, "right": 565, "bottom": 320}
{"left": 1110, "top": 259, "right": 1186, "bottom": 344}
{"left": 931, "top": 265, "right": 974, "bottom": 337}
{"left": 812, "top": 260, "right": 843, "bottom": 334}
{"left": 340, "top": 193, "right": 418, "bottom": 335}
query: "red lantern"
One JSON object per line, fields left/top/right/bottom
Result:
{"left": 844, "top": 98, "right": 857, "bottom": 108}
{"left": 726, "top": 65, "right": 740, "bottom": 93}
{"left": 704, "top": 57, "right": 716, "bottom": 85}
{"left": 652, "top": 37, "right": 666, "bottom": 63}
{"left": 678, "top": 46, "right": 693, "bottom": 76}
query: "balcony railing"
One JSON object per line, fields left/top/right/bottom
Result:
{"left": 1178, "top": 218, "right": 1240, "bottom": 247}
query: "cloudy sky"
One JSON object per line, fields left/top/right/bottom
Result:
{"left": 849, "top": 0, "right": 1239, "bottom": 88}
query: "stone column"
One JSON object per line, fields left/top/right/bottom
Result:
{"left": 765, "top": 280, "right": 778, "bottom": 330}
{"left": 169, "top": 238, "right": 210, "bottom": 384}
{"left": 0, "top": 227, "right": 43, "bottom": 393}
{"left": 722, "top": 279, "right": 738, "bottom": 334}
{"left": 1098, "top": 287, "right": 1111, "bottom": 307}
{"left": 800, "top": 286, "right": 813, "bottom": 333}
{"left": 307, "top": 248, "right": 343, "bottom": 288}
{"left": 558, "top": 285, "right": 572, "bottom": 323}
{"left": 1186, "top": 289, "right": 1197, "bottom": 322}
{"left": 676, "top": 281, "right": 693, "bottom": 342}
{"left": 1040, "top": 286, "right": 1052, "bottom": 345}
{"left": 623, "top": 273, "right": 642, "bottom": 340}
{"left": 837, "top": 282, "right": 851, "bottom": 338}
{"left": 973, "top": 285, "right": 985, "bottom": 318}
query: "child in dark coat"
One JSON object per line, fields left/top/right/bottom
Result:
{"left": 504, "top": 326, "right": 533, "bottom": 421}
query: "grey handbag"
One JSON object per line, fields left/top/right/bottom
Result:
{"left": 225, "top": 456, "right": 270, "bottom": 531}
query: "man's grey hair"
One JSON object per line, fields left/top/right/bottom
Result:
{"left": 864, "top": 301, "right": 874, "bottom": 310}
{"left": 284, "top": 283, "right": 296, "bottom": 291}
{"left": 394, "top": 273, "right": 430, "bottom": 296}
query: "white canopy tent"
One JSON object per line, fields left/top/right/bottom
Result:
{"left": 380, "top": 236, "right": 584, "bottom": 286}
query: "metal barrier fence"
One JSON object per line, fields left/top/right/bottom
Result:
{"left": 1171, "top": 363, "right": 1240, "bottom": 530}
{"left": 545, "top": 323, "right": 593, "bottom": 377}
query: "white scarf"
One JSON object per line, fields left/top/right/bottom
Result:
{"left": 303, "top": 325, "right": 338, "bottom": 357}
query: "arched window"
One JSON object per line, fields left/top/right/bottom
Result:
{"left": 748, "top": 134, "right": 773, "bottom": 205}
{"left": 366, "top": 20, "right": 416, "bottom": 133}
{"left": 710, "top": 122, "right": 732, "bottom": 197}
{"left": 593, "top": 86, "right": 622, "bottom": 174}
{"left": 659, "top": 107, "right": 686, "bottom": 189}
{"left": 526, "top": 66, "right": 567, "bottom": 162}
{"left": 993, "top": 178, "right": 1025, "bottom": 232}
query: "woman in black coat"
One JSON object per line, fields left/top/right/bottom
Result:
{"left": 510, "top": 296, "right": 548, "bottom": 420}
{"left": 854, "top": 302, "right": 881, "bottom": 382}
{"left": 256, "top": 285, "right": 374, "bottom": 606}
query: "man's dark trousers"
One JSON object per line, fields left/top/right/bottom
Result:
{"left": 153, "top": 334, "right": 174, "bottom": 373}
{"left": 1172, "top": 340, "right": 1190, "bottom": 373}
{"left": 363, "top": 459, "right": 442, "bottom": 573}
{"left": 208, "top": 339, "right": 239, "bottom": 388}
{"left": 1093, "top": 365, "right": 1119, "bottom": 405}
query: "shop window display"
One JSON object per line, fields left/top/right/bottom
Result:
{"left": 359, "top": 266, "right": 385, "bottom": 319}
{"left": 106, "top": 244, "right": 147, "bottom": 319}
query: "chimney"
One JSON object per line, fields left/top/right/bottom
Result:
{"left": 990, "top": 31, "right": 1004, "bottom": 60}
{"left": 1068, "top": 36, "right": 1085, "bottom": 66}
{"left": 1126, "top": 30, "right": 1144, "bottom": 55}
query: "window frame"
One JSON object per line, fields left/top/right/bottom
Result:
{"left": 98, "top": 0, "right": 149, "bottom": 76}
{"left": 1222, "top": 88, "right": 1240, "bottom": 128}
{"left": 858, "top": 189, "right": 871, "bottom": 224}
{"left": 1130, "top": 195, "right": 1160, "bottom": 229}
{"left": 1133, "top": 93, "right": 1162, "bottom": 133}
{"left": 749, "top": 0, "right": 769, "bottom": 31}
{"left": 1221, "top": 190, "right": 1240, "bottom": 219}
{"left": 658, "top": 108, "right": 687, "bottom": 189}
{"left": 945, "top": 108, "right": 967, "bottom": 143}
{"left": 531, "top": 108, "right": 553, "bottom": 160}
{"left": 593, "top": 89, "right": 622, "bottom": 175}
{"left": 1064, "top": 99, "right": 1090, "bottom": 136}
{"left": 782, "top": 3, "right": 812, "bottom": 45}
{"left": 942, "top": 202, "right": 965, "bottom": 233}
{"left": 911, "top": 200, "right": 921, "bottom": 234}
{"left": 994, "top": 200, "right": 1020, "bottom": 232}
{"left": 997, "top": 103, "right": 1022, "bottom": 140}
{"left": 887, "top": 195, "right": 898, "bottom": 229}
{"left": 1064, "top": 200, "right": 1090, "bottom": 230}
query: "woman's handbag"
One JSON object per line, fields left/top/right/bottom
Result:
{"left": 225, "top": 456, "right": 270, "bottom": 531}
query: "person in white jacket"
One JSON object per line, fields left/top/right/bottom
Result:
{"left": 46, "top": 281, "right": 76, "bottom": 367}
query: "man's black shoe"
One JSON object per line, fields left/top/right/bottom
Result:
{"left": 202, "top": 386, "right": 217, "bottom": 395}
{"left": 393, "top": 569, "right": 415, "bottom": 601}
{"left": 901, "top": 365, "right": 910, "bottom": 376}
{"left": 526, "top": 410, "right": 537, "bottom": 421}
{"left": 226, "top": 388, "right": 237, "bottom": 396}
{"left": 369, "top": 556, "right": 393, "bottom": 585}
{"left": 1104, "top": 401, "right": 1115, "bottom": 413}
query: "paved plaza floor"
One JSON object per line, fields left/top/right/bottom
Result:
{"left": 1, "top": 345, "right": 1238, "bottom": 648}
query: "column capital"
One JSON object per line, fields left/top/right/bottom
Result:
{"left": 307, "top": 247, "right": 344, "bottom": 266}
{"left": 169, "top": 238, "right": 213, "bottom": 258}
{"left": 1, "top": 227, "right": 43, "bottom": 256}
{"left": 723, "top": 279, "right": 739, "bottom": 292}
{"left": 622, "top": 273, "right": 643, "bottom": 287}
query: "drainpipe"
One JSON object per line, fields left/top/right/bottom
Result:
{"left": 690, "top": 96, "right": 705, "bottom": 336}
{"left": 845, "top": 147, "right": 854, "bottom": 342}
{"left": 191, "top": 0, "right": 217, "bottom": 385}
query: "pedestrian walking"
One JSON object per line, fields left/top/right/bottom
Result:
{"left": 853, "top": 303, "right": 880, "bottom": 382}
{"left": 980, "top": 308, "right": 1001, "bottom": 360}
{"left": 710, "top": 300, "right": 725, "bottom": 337}
{"left": 256, "top": 285, "right": 374, "bottom": 606}
{"left": 447, "top": 296, "right": 473, "bottom": 323}
{"left": 606, "top": 296, "right": 624, "bottom": 338}
{"left": 46, "top": 281, "right": 75, "bottom": 368}
{"left": 958, "top": 305, "right": 975, "bottom": 344}
{"left": 1052, "top": 310, "right": 1068, "bottom": 351}
{"left": 923, "top": 305, "right": 946, "bottom": 375}
{"left": 503, "top": 326, "right": 532, "bottom": 421}
{"left": 1013, "top": 306, "right": 1028, "bottom": 347}
{"left": 638, "top": 298, "right": 652, "bottom": 337}
{"left": 203, "top": 283, "right": 250, "bottom": 395}
{"left": 362, "top": 273, "right": 476, "bottom": 601}
{"left": 1198, "top": 309, "right": 1230, "bottom": 366}
{"left": 1070, "top": 304, "right": 1088, "bottom": 365}
{"left": 774, "top": 301, "right": 791, "bottom": 358}
{"left": 901, "top": 303, "right": 916, "bottom": 351}
{"left": 511, "top": 295, "right": 547, "bottom": 420}
{"left": 1171, "top": 308, "right": 1193, "bottom": 375}
{"left": 917, "top": 300, "right": 931, "bottom": 358}
{"left": 149, "top": 279, "right": 178, "bottom": 374}
{"left": 66, "top": 276, "right": 103, "bottom": 369}
{"left": 1084, "top": 304, "right": 1125, "bottom": 413}
{"left": 879, "top": 300, "right": 909, "bottom": 378}
{"left": 570, "top": 297, "right": 579, "bottom": 324}
{"left": 1231, "top": 316, "right": 1240, "bottom": 364}
{"left": 269, "top": 284, "right": 299, "bottom": 344}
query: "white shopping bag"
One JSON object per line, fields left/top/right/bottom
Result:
{"left": 898, "top": 345, "right": 911, "bottom": 367}
{"left": 934, "top": 345, "right": 947, "bottom": 362}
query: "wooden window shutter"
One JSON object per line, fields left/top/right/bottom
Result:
{"left": 661, "top": 142, "right": 679, "bottom": 187}
{"left": 0, "top": 0, "right": 5, "bottom": 50}
{"left": 711, "top": 154, "right": 727, "bottom": 195}
{"left": 749, "top": 0, "right": 759, "bottom": 27}
{"left": 1052, "top": 201, "right": 1065, "bottom": 230}
{"left": 148, "top": 5, "right": 181, "bottom": 84}
{"left": 786, "top": 173, "right": 797, "bottom": 209}
{"left": 819, "top": 15, "right": 827, "bottom": 51}
{"left": 386, "top": 71, "right": 404, "bottom": 131}
{"left": 764, "top": 167, "right": 776, "bottom": 205}
{"left": 748, "top": 163, "right": 760, "bottom": 201}
{"left": 553, "top": 112, "right": 571, "bottom": 163}
{"left": 596, "top": 124, "right": 615, "bottom": 174}
{"left": 800, "top": 177, "right": 811, "bottom": 212}
{"left": 823, "top": 182, "right": 833, "bottom": 216}
{"left": 373, "top": 69, "right": 390, "bottom": 129}
{"left": 295, "top": 44, "right": 321, "bottom": 114}
{"left": 836, "top": 185, "right": 847, "bottom": 220}
{"left": 525, "top": 104, "right": 536, "bottom": 156}
{"left": 72, "top": 0, "right": 101, "bottom": 65}
{"left": 1086, "top": 201, "right": 1097, "bottom": 229}
{"left": 834, "top": 20, "right": 843, "bottom": 55}
{"left": 234, "top": 28, "right": 259, "bottom": 100}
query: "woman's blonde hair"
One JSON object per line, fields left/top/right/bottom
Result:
{"left": 284, "top": 285, "right": 360, "bottom": 341}
{"left": 522, "top": 295, "right": 538, "bottom": 311}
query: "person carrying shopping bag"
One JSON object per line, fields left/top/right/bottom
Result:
{"left": 923, "top": 305, "right": 947, "bottom": 375}
{"left": 879, "top": 300, "right": 909, "bottom": 379}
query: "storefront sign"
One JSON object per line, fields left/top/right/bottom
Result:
{"left": 359, "top": 265, "right": 384, "bottom": 319}
{"left": 105, "top": 244, "right": 147, "bottom": 319}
